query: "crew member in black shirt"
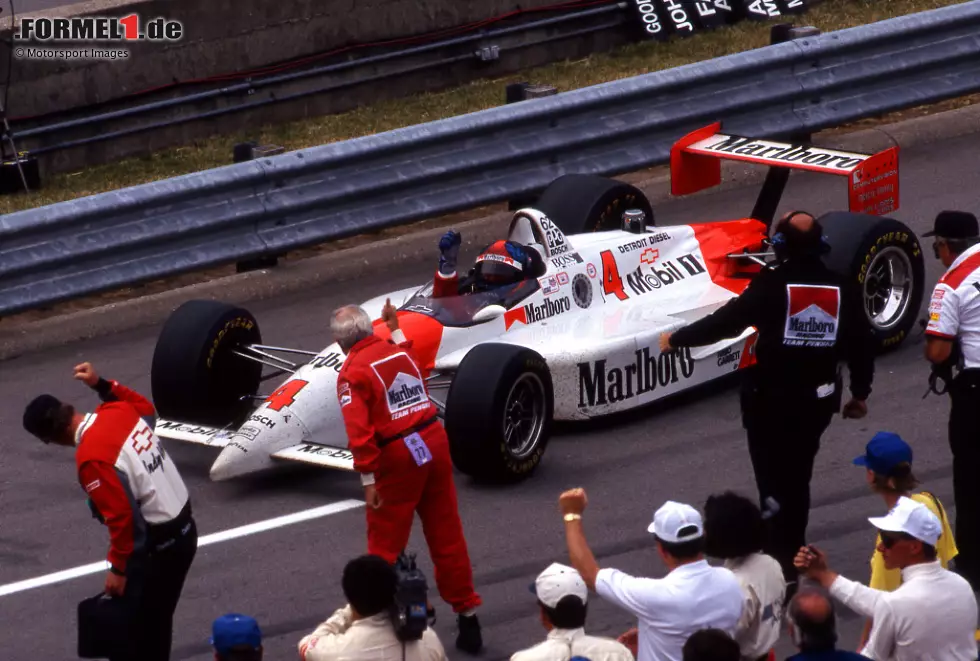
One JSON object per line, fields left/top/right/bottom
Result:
{"left": 660, "top": 211, "right": 875, "bottom": 591}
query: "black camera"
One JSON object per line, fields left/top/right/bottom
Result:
{"left": 390, "top": 551, "right": 430, "bottom": 642}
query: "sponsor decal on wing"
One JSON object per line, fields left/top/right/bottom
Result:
{"left": 783, "top": 284, "right": 840, "bottom": 347}
{"left": 689, "top": 133, "right": 868, "bottom": 173}
{"left": 640, "top": 248, "right": 659, "bottom": 265}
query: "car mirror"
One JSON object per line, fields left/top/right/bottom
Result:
{"left": 473, "top": 305, "right": 506, "bottom": 322}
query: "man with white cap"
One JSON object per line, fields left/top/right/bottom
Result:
{"left": 512, "top": 562, "right": 634, "bottom": 661}
{"left": 794, "top": 496, "right": 979, "bottom": 660}
{"left": 558, "top": 488, "right": 744, "bottom": 661}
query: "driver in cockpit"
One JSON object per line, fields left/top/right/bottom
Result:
{"left": 432, "top": 230, "right": 546, "bottom": 298}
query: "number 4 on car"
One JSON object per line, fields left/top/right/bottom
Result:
{"left": 147, "top": 122, "right": 924, "bottom": 485}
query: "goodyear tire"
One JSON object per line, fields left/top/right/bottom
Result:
{"left": 445, "top": 344, "right": 554, "bottom": 483}
{"left": 818, "top": 212, "right": 925, "bottom": 353}
{"left": 534, "top": 174, "right": 654, "bottom": 234}
{"left": 150, "top": 300, "right": 263, "bottom": 426}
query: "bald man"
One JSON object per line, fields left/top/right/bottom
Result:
{"left": 786, "top": 586, "right": 869, "bottom": 659}
{"left": 661, "top": 211, "right": 875, "bottom": 595}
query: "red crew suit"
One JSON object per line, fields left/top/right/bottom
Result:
{"left": 76, "top": 378, "right": 197, "bottom": 661}
{"left": 336, "top": 329, "right": 481, "bottom": 614}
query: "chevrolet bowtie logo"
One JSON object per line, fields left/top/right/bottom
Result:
{"left": 640, "top": 248, "right": 659, "bottom": 265}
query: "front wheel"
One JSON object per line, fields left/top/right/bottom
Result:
{"left": 819, "top": 212, "right": 925, "bottom": 352}
{"left": 444, "top": 344, "right": 554, "bottom": 483}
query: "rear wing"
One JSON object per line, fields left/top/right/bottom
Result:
{"left": 670, "top": 122, "right": 899, "bottom": 224}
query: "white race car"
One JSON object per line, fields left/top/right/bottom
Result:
{"left": 150, "top": 123, "right": 924, "bottom": 483}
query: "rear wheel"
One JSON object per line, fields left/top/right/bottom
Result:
{"left": 445, "top": 344, "right": 553, "bottom": 482}
{"left": 534, "top": 174, "right": 654, "bottom": 234}
{"left": 818, "top": 212, "right": 925, "bottom": 352}
{"left": 150, "top": 300, "right": 263, "bottom": 426}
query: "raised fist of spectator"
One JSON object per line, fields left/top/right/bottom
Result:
{"left": 559, "top": 488, "right": 588, "bottom": 516}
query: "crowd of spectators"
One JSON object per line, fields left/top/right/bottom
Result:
{"left": 204, "top": 431, "right": 978, "bottom": 661}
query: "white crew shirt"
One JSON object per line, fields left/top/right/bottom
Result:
{"left": 595, "top": 559, "right": 744, "bottom": 661}
{"left": 926, "top": 241, "right": 980, "bottom": 367}
{"left": 724, "top": 553, "right": 785, "bottom": 661}
{"left": 828, "top": 560, "right": 978, "bottom": 661}
{"left": 510, "top": 627, "right": 634, "bottom": 661}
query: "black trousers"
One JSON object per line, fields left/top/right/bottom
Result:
{"left": 741, "top": 383, "right": 834, "bottom": 584}
{"left": 949, "top": 373, "right": 980, "bottom": 591}
{"left": 112, "top": 515, "right": 198, "bottom": 661}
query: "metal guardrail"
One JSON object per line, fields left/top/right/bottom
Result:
{"left": 2, "top": 1, "right": 980, "bottom": 317}
{"left": 10, "top": 1, "right": 630, "bottom": 157}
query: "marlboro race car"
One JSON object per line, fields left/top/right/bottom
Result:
{"left": 149, "top": 122, "right": 924, "bottom": 483}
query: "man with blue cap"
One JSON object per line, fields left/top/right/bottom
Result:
{"left": 211, "top": 613, "right": 262, "bottom": 661}
{"left": 851, "top": 431, "right": 958, "bottom": 649}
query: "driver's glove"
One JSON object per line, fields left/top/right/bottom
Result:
{"left": 439, "top": 231, "right": 461, "bottom": 275}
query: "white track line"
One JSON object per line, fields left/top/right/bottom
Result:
{"left": 0, "top": 498, "right": 363, "bottom": 598}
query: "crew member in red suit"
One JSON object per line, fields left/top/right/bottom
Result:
{"left": 22, "top": 362, "right": 197, "bottom": 661}
{"left": 331, "top": 300, "right": 484, "bottom": 654}
{"left": 432, "top": 230, "right": 545, "bottom": 297}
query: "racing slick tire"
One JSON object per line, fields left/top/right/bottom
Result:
{"left": 150, "top": 300, "right": 263, "bottom": 426}
{"left": 818, "top": 212, "right": 925, "bottom": 353}
{"left": 534, "top": 174, "right": 654, "bottom": 234}
{"left": 444, "top": 343, "right": 554, "bottom": 483}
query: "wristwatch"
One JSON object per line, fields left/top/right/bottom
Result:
{"left": 563, "top": 513, "right": 582, "bottom": 522}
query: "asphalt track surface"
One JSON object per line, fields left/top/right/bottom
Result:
{"left": 15, "top": 0, "right": 79, "bottom": 13}
{"left": 2, "top": 130, "right": 978, "bottom": 660}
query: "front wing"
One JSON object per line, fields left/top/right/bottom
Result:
{"left": 154, "top": 419, "right": 355, "bottom": 471}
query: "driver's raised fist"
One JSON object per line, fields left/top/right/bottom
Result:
{"left": 439, "top": 231, "right": 461, "bottom": 252}
{"left": 439, "top": 230, "right": 462, "bottom": 275}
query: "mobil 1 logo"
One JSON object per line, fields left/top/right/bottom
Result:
{"left": 626, "top": 252, "right": 706, "bottom": 296}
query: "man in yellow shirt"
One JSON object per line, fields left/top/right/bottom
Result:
{"left": 852, "top": 431, "right": 962, "bottom": 649}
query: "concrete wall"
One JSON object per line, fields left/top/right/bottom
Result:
{"left": 0, "top": 0, "right": 632, "bottom": 173}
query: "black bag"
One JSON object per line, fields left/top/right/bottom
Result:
{"left": 77, "top": 592, "right": 135, "bottom": 659}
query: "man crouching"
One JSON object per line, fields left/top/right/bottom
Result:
{"left": 299, "top": 555, "right": 447, "bottom": 661}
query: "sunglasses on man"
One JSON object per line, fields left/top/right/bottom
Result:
{"left": 879, "top": 531, "right": 917, "bottom": 548}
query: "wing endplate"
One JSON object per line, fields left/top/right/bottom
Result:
{"left": 670, "top": 122, "right": 899, "bottom": 216}
{"left": 271, "top": 442, "right": 355, "bottom": 471}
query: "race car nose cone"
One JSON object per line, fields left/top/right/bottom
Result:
{"left": 209, "top": 445, "right": 251, "bottom": 481}
{"left": 209, "top": 439, "right": 277, "bottom": 481}
{"left": 208, "top": 409, "right": 306, "bottom": 481}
